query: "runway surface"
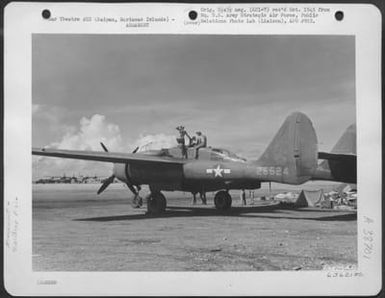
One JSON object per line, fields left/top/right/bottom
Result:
{"left": 33, "top": 183, "right": 357, "bottom": 271}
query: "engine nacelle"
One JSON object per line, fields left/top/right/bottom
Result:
{"left": 112, "top": 162, "right": 184, "bottom": 190}
{"left": 113, "top": 163, "right": 129, "bottom": 183}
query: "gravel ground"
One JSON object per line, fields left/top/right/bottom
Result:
{"left": 33, "top": 183, "right": 357, "bottom": 271}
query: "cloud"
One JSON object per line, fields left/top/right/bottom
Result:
{"left": 32, "top": 104, "right": 73, "bottom": 145}
{"left": 50, "top": 114, "right": 123, "bottom": 151}
{"left": 33, "top": 114, "right": 178, "bottom": 179}
{"left": 33, "top": 114, "right": 123, "bottom": 179}
{"left": 133, "top": 133, "right": 177, "bottom": 152}
{"left": 33, "top": 104, "right": 66, "bottom": 123}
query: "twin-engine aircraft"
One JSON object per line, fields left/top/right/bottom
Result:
{"left": 32, "top": 112, "right": 356, "bottom": 214}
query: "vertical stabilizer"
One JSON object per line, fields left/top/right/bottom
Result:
{"left": 257, "top": 112, "right": 318, "bottom": 184}
{"left": 319, "top": 124, "right": 356, "bottom": 171}
{"left": 315, "top": 124, "right": 356, "bottom": 183}
{"left": 330, "top": 124, "right": 356, "bottom": 155}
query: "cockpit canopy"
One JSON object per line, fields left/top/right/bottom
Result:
{"left": 209, "top": 148, "right": 246, "bottom": 162}
{"left": 140, "top": 145, "right": 246, "bottom": 162}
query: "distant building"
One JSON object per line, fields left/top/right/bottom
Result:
{"left": 33, "top": 174, "right": 110, "bottom": 184}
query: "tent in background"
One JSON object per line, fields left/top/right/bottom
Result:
{"left": 294, "top": 189, "right": 324, "bottom": 207}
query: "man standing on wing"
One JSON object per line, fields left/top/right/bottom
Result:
{"left": 176, "top": 126, "right": 189, "bottom": 159}
{"left": 195, "top": 131, "right": 207, "bottom": 159}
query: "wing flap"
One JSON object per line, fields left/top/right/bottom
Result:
{"left": 32, "top": 148, "right": 185, "bottom": 165}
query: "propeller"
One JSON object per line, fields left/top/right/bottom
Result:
{"left": 100, "top": 142, "right": 108, "bottom": 152}
{"left": 97, "top": 142, "right": 141, "bottom": 196}
{"left": 97, "top": 175, "right": 115, "bottom": 195}
{"left": 97, "top": 142, "right": 114, "bottom": 195}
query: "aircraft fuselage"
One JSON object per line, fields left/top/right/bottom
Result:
{"left": 112, "top": 158, "right": 311, "bottom": 193}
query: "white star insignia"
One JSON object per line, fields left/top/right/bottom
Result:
{"left": 206, "top": 165, "right": 231, "bottom": 178}
{"left": 213, "top": 165, "right": 224, "bottom": 177}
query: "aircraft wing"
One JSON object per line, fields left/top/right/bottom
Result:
{"left": 318, "top": 152, "right": 356, "bottom": 163}
{"left": 32, "top": 148, "right": 186, "bottom": 165}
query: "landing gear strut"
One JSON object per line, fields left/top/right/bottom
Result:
{"left": 129, "top": 185, "right": 142, "bottom": 208}
{"left": 131, "top": 194, "right": 143, "bottom": 208}
{"left": 146, "top": 191, "right": 167, "bottom": 214}
{"left": 214, "top": 190, "right": 232, "bottom": 210}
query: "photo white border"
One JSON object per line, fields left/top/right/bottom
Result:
{"left": 4, "top": 2, "right": 382, "bottom": 296}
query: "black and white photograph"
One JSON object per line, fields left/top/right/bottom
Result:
{"left": 32, "top": 34, "right": 357, "bottom": 271}
{"left": 4, "top": 2, "right": 381, "bottom": 296}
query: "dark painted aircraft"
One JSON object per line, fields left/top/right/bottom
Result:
{"left": 32, "top": 112, "right": 356, "bottom": 214}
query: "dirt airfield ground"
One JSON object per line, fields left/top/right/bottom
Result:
{"left": 33, "top": 183, "right": 357, "bottom": 271}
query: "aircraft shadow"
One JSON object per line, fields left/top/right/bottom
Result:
{"left": 74, "top": 203, "right": 357, "bottom": 222}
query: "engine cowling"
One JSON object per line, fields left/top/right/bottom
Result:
{"left": 113, "top": 163, "right": 130, "bottom": 183}
{"left": 112, "top": 162, "right": 184, "bottom": 189}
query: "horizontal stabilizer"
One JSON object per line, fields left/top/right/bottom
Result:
{"left": 318, "top": 152, "right": 356, "bottom": 163}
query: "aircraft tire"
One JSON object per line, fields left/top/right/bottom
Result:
{"left": 146, "top": 192, "right": 167, "bottom": 214}
{"left": 214, "top": 191, "right": 232, "bottom": 210}
{"left": 225, "top": 195, "right": 232, "bottom": 209}
{"left": 158, "top": 193, "right": 167, "bottom": 211}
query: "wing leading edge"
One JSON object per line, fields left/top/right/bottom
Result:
{"left": 32, "top": 148, "right": 186, "bottom": 165}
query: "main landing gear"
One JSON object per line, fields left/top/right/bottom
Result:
{"left": 141, "top": 189, "right": 232, "bottom": 214}
{"left": 131, "top": 194, "right": 143, "bottom": 208}
{"left": 214, "top": 190, "right": 232, "bottom": 210}
{"left": 146, "top": 191, "right": 167, "bottom": 214}
{"left": 129, "top": 185, "right": 143, "bottom": 208}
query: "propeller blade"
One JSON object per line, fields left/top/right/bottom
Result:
{"left": 97, "top": 175, "right": 115, "bottom": 195}
{"left": 126, "top": 183, "right": 138, "bottom": 195}
{"left": 100, "top": 142, "right": 108, "bottom": 152}
{"left": 99, "top": 142, "right": 139, "bottom": 195}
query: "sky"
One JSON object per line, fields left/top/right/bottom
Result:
{"left": 32, "top": 34, "right": 355, "bottom": 178}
